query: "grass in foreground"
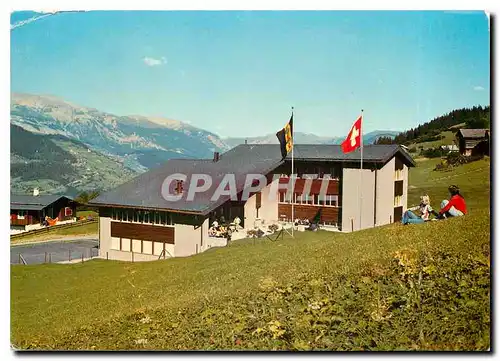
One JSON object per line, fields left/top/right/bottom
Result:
{"left": 10, "top": 159, "right": 490, "bottom": 350}
{"left": 11, "top": 222, "right": 98, "bottom": 245}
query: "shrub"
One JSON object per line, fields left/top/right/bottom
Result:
{"left": 420, "top": 147, "right": 445, "bottom": 158}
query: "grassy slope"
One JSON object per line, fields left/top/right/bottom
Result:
{"left": 11, "top": 159, "right": 490, "bottom": 350}
{"left": 76, "top": 210, "right": 99, "bottom": 218}
{"left": 11, "top": 222, "right": 98, "bottom": 244}
{"left": 407, "top": 131, "right": 457, "bottom": 152}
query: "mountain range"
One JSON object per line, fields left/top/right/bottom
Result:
{"left": 10, "top": 93, "right": 400, "bottom": 196}
{"left": 223, "top": 130, "right": 400, "bottom": 147}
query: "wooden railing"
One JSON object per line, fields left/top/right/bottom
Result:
{"left": 10, "top": 219, "right": 97, "bottom": 240}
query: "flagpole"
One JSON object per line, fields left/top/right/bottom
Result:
{"left": 291, "top": 106, "right": 295, "bottom": 238}
{"left": 359, "top": 109, "right": 364, "bottom": 231}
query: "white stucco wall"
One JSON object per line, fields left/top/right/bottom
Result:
{"left": 402, "top": 163, "right": 409, "bottom": 212}
{"left": 375, "top": 158, "right": 395, "bottom": 227}
{"left": 98, "top": 216, "right": 175, "bottom": 262}
{"left": 174, "top": 223, "right": 202, "bottom": 257}
{"left": 244, "top": 179, "right": 279, "bottom": 229}
{"left": 341, "top": 168, "right": 376, "bottom": 232}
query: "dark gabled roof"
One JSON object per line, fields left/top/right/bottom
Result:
{"left": 90, "top": 144, "right": 414, "bottom": 214}
{"left": 283, "top": 144, "right": 416, "bottom": 166}
{"left": 457, "top": 129, "right": 489, "bottom": 139}
{"left": 10, "top": 194, "right": 74, "bottom": 211}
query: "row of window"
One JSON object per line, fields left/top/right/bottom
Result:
{"left": 111, "top": 208, "right": 174, "bottom": 225}
{"left": 110, "top": 237, "right": 171, "bottom": 256}
{"left": 278, "top": 193, "right": 339, "bottom": 207}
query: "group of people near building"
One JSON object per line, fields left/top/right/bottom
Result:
{"left": 401, "top": 185, "right": 467, "bottom": 225}
{"left": 208, "top": 216, "right": 242, "bottom": 238}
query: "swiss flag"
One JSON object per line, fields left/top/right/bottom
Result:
{"left": 341, "top": 116, "right": 362, "bottom": 153}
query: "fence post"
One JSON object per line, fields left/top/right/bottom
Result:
{"left": 18, "top": 254, "right": 21, "bottom": 264}
{"left": 82, "top": 253, "right": 84, "bottom": 263}
{"left": 49, "top": 253, "right": 52, "bottom": 263}
{"left": 132, "top": 251, "right": 134, "bottom": 263}
{"left": 44, "top": 252, "right": 47, "bottom": 264}
{"left": 351, "top": 219, "right": 354, "bottom": 232}
{"left": 69, "top": 250, "right": 71, "bottom": 262}
{"left": 106, "top": 251, "right": 109, "bottom": 260}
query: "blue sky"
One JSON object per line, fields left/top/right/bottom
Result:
{"left": 11, "top": 11, "right": 490, "bottom": 138}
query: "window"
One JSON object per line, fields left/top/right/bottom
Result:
{"left": 394, "top": 180, "right": 404, "bottom": 197}
{"left": 317, "top": 194, "right": 338, "bottom": 207}
{"left": 175, "top": 180, "right": 184, "bottom": 194}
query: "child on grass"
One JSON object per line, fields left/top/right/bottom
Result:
{"left": 401, "top": 195, "right": 434, "bottom": 225}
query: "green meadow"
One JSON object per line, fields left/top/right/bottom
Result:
{"left": 11, "top": 157, "right": 490, "bottom": 350}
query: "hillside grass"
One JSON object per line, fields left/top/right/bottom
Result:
{"left": 408, "top": 131, "right": 457, "bottom": 152}
{"left": 76, "top": 210, "right": 98, "bottom": 219}
{"left": 10, "top": 159, "right": 490, "bottom": 351}
{"left": 11, "top": 222, "right": 98, "bottom": 245}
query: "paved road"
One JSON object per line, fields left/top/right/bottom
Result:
{"left": 11, "top": 239, "right": 99, "bottom": 265}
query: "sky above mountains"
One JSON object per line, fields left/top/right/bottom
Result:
{"left": 11, "top": 11, "right": 490, "bottom": 138}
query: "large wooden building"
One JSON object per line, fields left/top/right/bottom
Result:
{"left": 90, "top": 144, "right": 415, "bottom": 261}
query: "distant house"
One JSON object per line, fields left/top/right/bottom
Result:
{"left": 440, "top": 144, "right": 459, "bottom": 153}
{"left": 10, "top": 194, "right": 78, "bottom": 232}
{"left": 455, "top": 129, "right": 490, "bottom": 156}
{"left": 90, "top": 144, "right": 416, "bottom": 262}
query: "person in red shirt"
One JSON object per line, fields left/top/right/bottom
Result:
{"left": 438, "top": 185, "right": 467, "bottom": 218}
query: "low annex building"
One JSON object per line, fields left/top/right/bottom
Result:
{"left": 90, "top": 144, "right": 416, "bottom": 261}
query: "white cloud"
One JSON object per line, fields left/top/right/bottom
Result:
{"left": 143, "top": 56, "right": 167, "bottom": 67}
{"left": 473, "top": 85, "right": 485, "bottom": 91}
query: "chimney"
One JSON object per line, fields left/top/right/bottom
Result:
{"left": 33, "top": 188, "right": 39, "bottom": 197}
{"left": 213, "top": 151, "right": 220, "bottom": 162}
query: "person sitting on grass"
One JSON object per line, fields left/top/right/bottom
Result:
{"left": 437, "top": 185, "right": 467, "bottom": 219}
{"left": 401, "top": 194, "right": 434, "bottom": 225}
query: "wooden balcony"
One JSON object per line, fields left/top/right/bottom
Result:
{"left": 278, "top": 203, "right": 340, "bottom": 224}
{"left": 11, "top": 218, "right": 36, "bottom": 226}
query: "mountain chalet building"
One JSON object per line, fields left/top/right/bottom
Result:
{"left": 90, "top": 144, "right": 415, "bottom": 261}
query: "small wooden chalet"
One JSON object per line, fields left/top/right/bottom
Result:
{"left": 10, "top": 194, "right": 78, "bottom": 230}
{"left": 455, "top": 129, "right": 490, "bottom": 156}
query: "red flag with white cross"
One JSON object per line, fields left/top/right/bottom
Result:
{"left": 341, "top": 115, "right": 362, "bottom": 153}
